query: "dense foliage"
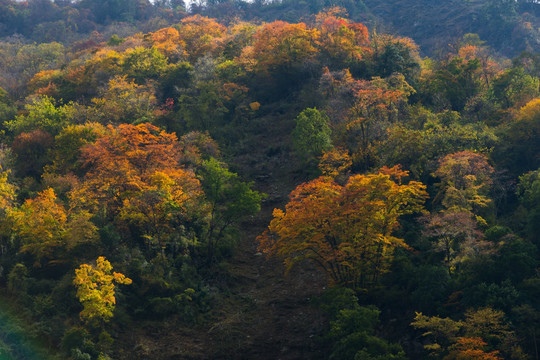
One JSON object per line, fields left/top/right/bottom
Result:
{"left": 0, "top": 1, "right": 538, "bottom": 359}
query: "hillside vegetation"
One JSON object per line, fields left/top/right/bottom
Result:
{"left": 0, "top": 0, "right": 538, "bottom": 57}
{"left": 0, "top": 1, "right": 539, "bottom": 360}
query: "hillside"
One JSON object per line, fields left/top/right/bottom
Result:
{"left": 0, "top": 0, "right": 538, "bottom": 57}
{"left": 200, "top": 0, "right": 539, "bottom": 57}
{"left": 362, "top": 0, "right": 539, "bottom": 57}
{"left": 0, "top": 2, "right": 539, "bottom": 360}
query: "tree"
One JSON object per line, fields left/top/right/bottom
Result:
{"left": 174, "top": 57, "right": 230, "bottom": 132}
{"left": 456, "top": 42, "right": 500, "bottom": 88}
{"left": 73, "top": 256, "right": 132, "bottom": 324}
{"left": 90, "top": 75, "right": 158, "bottom": 124}
{"left": 292, "top": 108, "right": 332, "bottom": 162}
{"left": 220, "top": 21, "right": 257, "bottom": 60}
{"left": 5, "top": 95, "right": 70, "bottom": 136}
{"left": 122, "top": 46, "right": 168, "bottom": 84}
{"left": 0, "top": 148, "right": 17, "bottom": 259}
{"left": 48, "top": 122, "right": 107, "bottom": 175}
{"left": 434, "top": 151, "right": 494, "bottom": 216}
{"left": 11, "top": 188, "right": 66, "bottom": 265}
{"left": 0, "top": 42, "right": 64, "bottom": 98}
{"left": 0, "top": 86, "right": 15, "bottom": 124}
{"left": 10, "top": 188, "right": 99, "bottom": 267}
{"left": 496, "top": 98, "right": 540, "bottom": 176}
{"left": 11, "top": 129, "right": 54, "bottom": 179}
{"left": 118, "top": 168, "right": 204, "bottom": 259}
{"left": 369, "top": 34, "right": 421, "bottom": 84}
{"left": 0, "top": 165, "right": 16, "bottom": 214}
{"left": 258, "top": 166, "right": 427, "bottom": 288}
{"left": 430, "top": 54, "right": 484, "bottom": 111}
{"left": 412, "top": 308, "right": 521, "bottom": 359}
{"left": 314, "top": 7, "right": 369, "bottom": 67}
{"left": 27, "top": 69, "right": 63, "bottom": 97}
{"left": 320, "top": 68, "right": 413, "bottom": 170}
{"left": 328, "top": 306, "right": 407, "bottom": 360}
{"left": 422, "top": 211, "right": 488, "bottom": 275}
{"left": 380, "top": 111, "right": 497, "bottom": 179}
{"left": 318, "top": 148, "right": 352, "bottom": 178}
{"left": 445, "top": 337, "right": 502, "bottom": 360}
{"left": 242, "top": 20, "right": 319, "bottom": 92}
{"left": 198, "top": 157, "right": 262, "bottom": 261}
{"left": 64, "top": 48, "right": 123, "bottom": 100}
{"left": 490, "top": 67, "right": 539, "bottom": 109}
{"left": 346, "top": 75, "right": 412, "bottom": 153}
{"left": 71, "top": 123, "right": 170, "bottom": 198}
{"left": 517, "top": 167, "right": 540, "bottom": 242}
{"left": 176, "top": 15, "right": 226, "bottom": 62}
{"left": 411, "top": 312, "right": 463, "bottom": 358}
{"left": 462, "top": 308, "right": 511, "bottom": 347}
{"left": 150, "top": 27, "right": 185, "bottom": 61}
{"left": 70, "top": 123, "right": 207, "bottom": 256}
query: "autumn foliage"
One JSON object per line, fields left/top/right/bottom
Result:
{"left": 258, "top": 166, "right": 427, "bottom": 288}
{"left": 73, "top": 256, "right": 132, "bottom": 323}
{"left": 72, "top": 123, "right": 202, "bottom": 215}
{"left": 0, "top": 6, "right": 537, "bottom": 359}
{"left": 247, "top": 21, "right": 319, "bottom": 75}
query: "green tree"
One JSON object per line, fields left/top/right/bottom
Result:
{"left": 412, "top": 312, "right": 463, "bottom": 358}
{"left": 329, "top": 306, "right": 407, "bottom": 360}
{"left": 199, "top": 157, "right": 262, "bottom": 261}
{"left": 490, "top": 67, "right": 539, "bottom": 109}
{"left": 430, "top": 56, "right": 483, "bottom": 111}
{"left": 1, "top": 42, "right": 64, "bottom": 97}
{"left": 292, "top": 107, "right": 332, "bottom": 162}
{"left": 496, "top": 99, "right": 540, "bottom": 176}
{"left": 517, "top": 167, "right": 540, "bottom": 242}
{"left": 91, "top": 75, "right": 158, "bottom": 124}
{"left": 5, "top": 96, "right": 70, "bottom": 136}
{"left": 48, "top": 123, "right": 107, "bottom": 175}
{"left": 122, "top": 46, "right": 168, "bottom": 84}
{"left": 0, "top": 165, "right": 16, "bottom": 214}
{"left": 0, "top": 87, "right": 15, "bottom": 124}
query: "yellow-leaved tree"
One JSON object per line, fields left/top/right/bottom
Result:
{"left": 10, "top": 188, "right": 98, "bottom": 267}
{"left": 73, "top": 256, "right": 132, "bottom": 324}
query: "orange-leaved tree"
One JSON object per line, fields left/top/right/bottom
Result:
{"left": 446, "top": 337, "right": 502, "bottom": 360}
{"left": 258, "top": 166, "right": 427, "bottom": 289}
{"left": 247, "top": 20, "right": 319, "bottom": 75}
{"left": 314, "top": 7, "right": 369, "bottom": 65}
{"left": 177, "top": 15, "right": 226, "bottom": 62}
{"left": 320, "top": 68, "right": 413, "bottom": 170}
{"left": 73, "top": 123, "right": 189, "bottom": 212}
{"left": 70, "top": 123, "right": 205, "bottom": 255}
{"left": 150, "top": 27, "right": 186, "bottom": 60}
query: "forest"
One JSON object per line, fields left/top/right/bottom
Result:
{"left": 0, "top": 0, "right": 539, "bottom": 359}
